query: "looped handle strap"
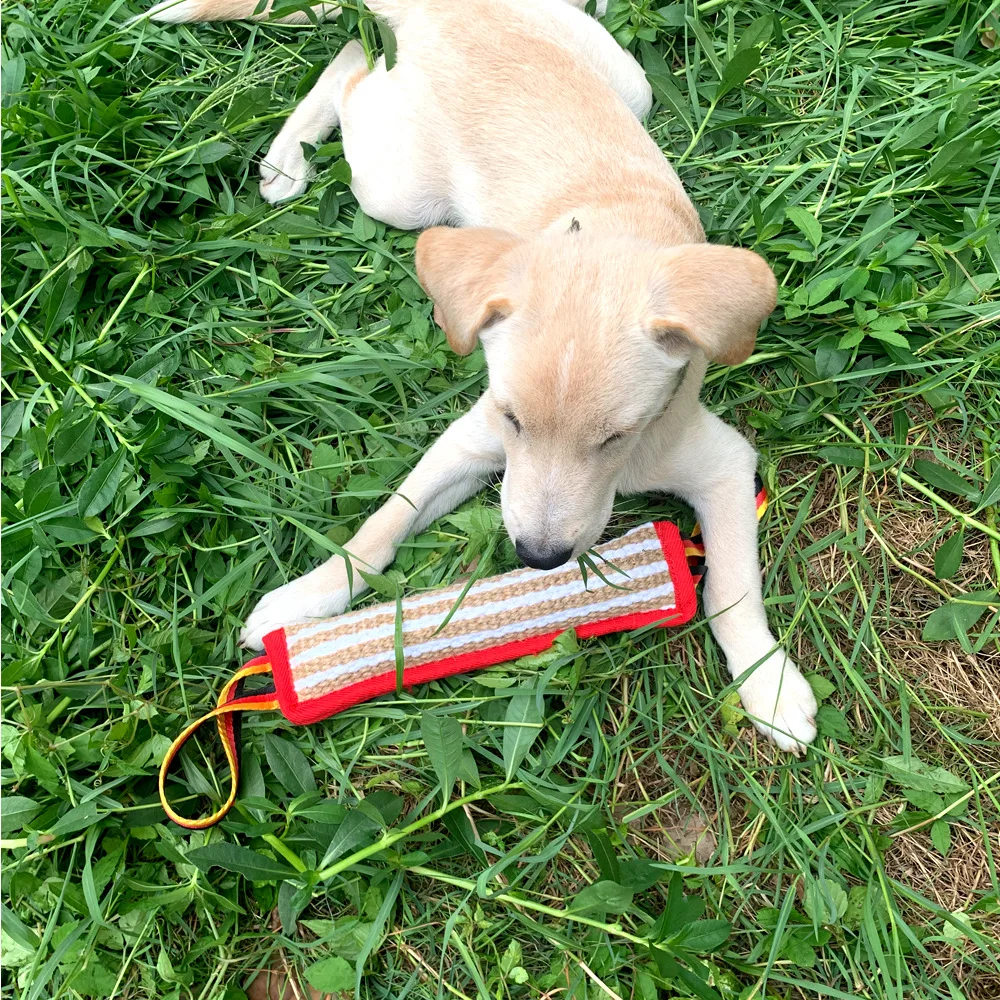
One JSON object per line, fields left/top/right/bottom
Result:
{"left": 158, "top": 657, "right": 279, "bottom": 830}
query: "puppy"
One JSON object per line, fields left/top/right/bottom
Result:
{"left": 146, "top": 0, "right": 817, "bottom": 750}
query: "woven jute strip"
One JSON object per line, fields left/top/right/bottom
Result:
{"left": 286, "top": 523, "right": 675, "bottom": 699}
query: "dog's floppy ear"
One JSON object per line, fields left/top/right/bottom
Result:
{"left": 415, "top": 227, "right": 523, "bottom": 355}
{"left": 645, "top": 244, "right": 777, "bottom": 365}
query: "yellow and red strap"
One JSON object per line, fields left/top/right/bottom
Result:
{"left": 158, "top": 657, "right": 278, "bottom": 829}
{"left": 158, "top": 481, "right": 770, "bottom": 829}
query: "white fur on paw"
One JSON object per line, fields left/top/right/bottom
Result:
{"left": 737, "top": 651, "right": 818, "bottom": 754}
{"left": 259, "top": 137, "right": 313, "bottom": 204}
{"left": 240, "top": 574, "right": 349, "bottom": 650}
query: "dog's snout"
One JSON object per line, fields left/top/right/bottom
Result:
{"left": 515, "top": 539, "right": 574, "bottom": 570}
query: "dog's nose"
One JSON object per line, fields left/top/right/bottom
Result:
{"left": 515, "top": 539, "right": 574, "bottom": 570}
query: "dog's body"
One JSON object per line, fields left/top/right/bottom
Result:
{"left": 148, "top": 0, "right": 817, "bottom": 750}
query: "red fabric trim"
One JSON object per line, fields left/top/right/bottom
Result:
{"left": 265, "top": 628, "right": 301, "bottom": 716}
{"left": 654, "top": 520, "right": 697, "bottom": 624}
{"left": 264, "top": 520, "right": 697, "bottom": 726}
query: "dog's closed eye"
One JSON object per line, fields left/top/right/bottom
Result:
{"left": 600, "top": 430, "right": 628, "bottom": 448}
{"left": 504, "top": 411, "right": 522, "bottom": 433}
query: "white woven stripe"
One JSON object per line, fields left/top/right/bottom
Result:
{"left": 295, "top": 578, "right": 676, "bottom": 694}
{"left": 289, "top": 554, "right": 669, "bottom": 670}
{"left": 285, "top": 526, "right": 661, "bottom": 648}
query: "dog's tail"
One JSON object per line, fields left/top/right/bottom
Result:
{"left": 144, "top": 0, "right": 341, "bottom": 24}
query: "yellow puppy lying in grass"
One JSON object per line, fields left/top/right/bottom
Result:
{"left": 145, "top": 0, "right": 817, "bottom": 751}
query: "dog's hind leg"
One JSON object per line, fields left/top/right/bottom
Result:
{"left": 507, "top": 0, "right": 651, "bottom": 119}
{"left": 146, "top": 0, "right": 340, "bottom": 24}
{"left": 260, "top": 34, "right": 449, "bottom": 223}
{"left": 259, "top": 41, "right": 370, "bottom": 204}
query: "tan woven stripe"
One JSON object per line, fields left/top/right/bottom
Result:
{"left": 287, "top": 546, "right": 659, "bottom": 661}
{"left": 286, "top": 532, "right": 662, "bottom": 659}
{"left": 297, "top": 585, "right": 677, "bottom": 698}
{"left": 283, "top": 543, "right": 591, "bottom": 650}
{"left": 284, "top": 536, "right": 656, "bottom": 656}
{"left": 289, "top": 547, "right": 664, "bottom": 677}
{"left": 291, "top": 562, "right": 673, "bottom": 684}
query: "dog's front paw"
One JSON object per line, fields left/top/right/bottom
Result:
{"left": 240, "top": 569, "right": 351, "bottom": 650}
{"left": 259, "top": 136, "right": 313, "bottom": 204}
{"left": 737, "top": 650, "right": 817, "bottom": 753}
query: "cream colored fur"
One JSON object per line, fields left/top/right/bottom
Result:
{"left": 145, "top": 0, "right": 818, "bottom": 751}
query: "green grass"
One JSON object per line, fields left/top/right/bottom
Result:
{"left": 3, "top": 0, "right": 1000, "bottom": 997}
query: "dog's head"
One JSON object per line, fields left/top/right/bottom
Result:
{"left": 416, "top": 226, "right": 776, "bottom": 569}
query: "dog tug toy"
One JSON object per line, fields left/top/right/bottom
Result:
{"left": 158, "top": 482, "right": 768, "bottom": 829}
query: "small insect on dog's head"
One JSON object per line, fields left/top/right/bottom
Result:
{"left": 416, "top": 226, "right": 777, "bottom": 569}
